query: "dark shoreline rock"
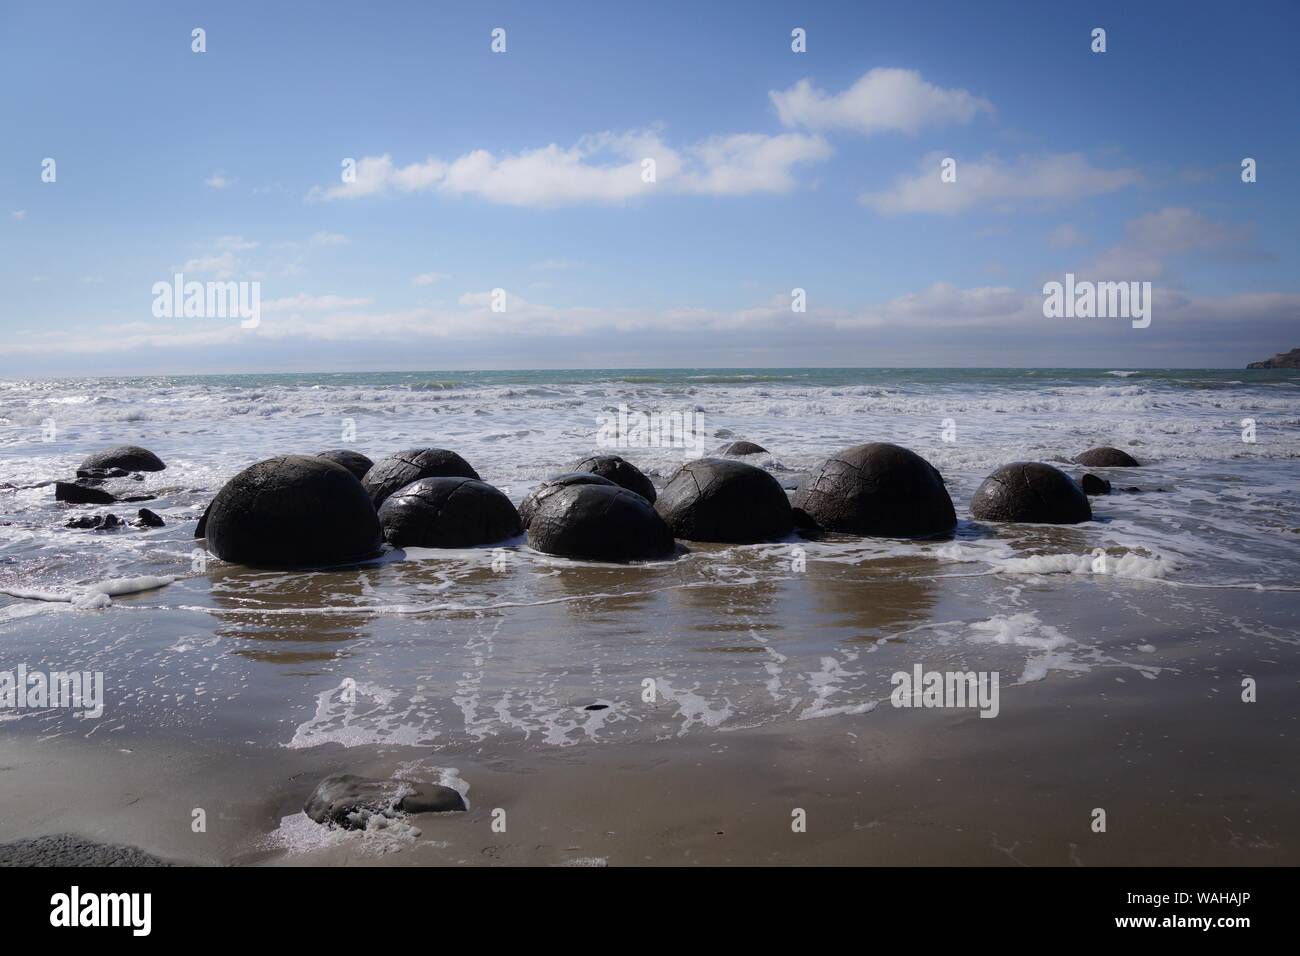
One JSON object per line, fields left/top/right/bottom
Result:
{"left": 0, "top": 834, "right": 173, "bottom": 867}
{"left": 362, "top": 448, "right": 481, "bottom": 509}
{"left": 1073, "top": 446, "right": 1141, "bottom": 467}
{"left": 655, "top": 458, "right": 792, "bottom": 543}
{"left": 1080, "top": 473, "right": 1111, "bottom": 496}
{"left": 718, "top": 440, "right": 768, "bottom": 456}
{"left": 518, "top": 472, "right": 617, "bottom": 529}
{"left": 1247, "top": 347, "right": 1300, "bottom": 369}
{"left": 78, "top": 445, "right": 166, "bottom": 473}
{"left": 378, "top": 476, "right": 521, "bottom": 548}
{"left": 55, "top": 480, "right": 116, "bottom": 504}
{"left": 203, "top": 455, "right": 382, "bottom": 567}
{"left": 971, "top": 462, "right": 1092, "bottom": 524}
{"left": 792, "top": 443, "right": 956, "bottom": 537}
{"left": 572, "top": 455, "right": 657, "bottom": 503}
{"left": 304, "top": 774, "right": 465, "bottom": 829}
{"left": 529, "top": 483, "right": 676, "bottom": 561}
{"left": 316, "top": 449, "right": 374, "bottom": 483}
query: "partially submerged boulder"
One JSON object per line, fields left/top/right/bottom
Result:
{"left": 315, "top": 449, "right": 374, "bottom": 483}
{"left": 78, "top": 445, "right": 165, "bottom": 473}
{"left": 1080, "top": 473, "right": 1111, "bottom": 496}
{"left": 571, "top": 455, "right": 657, "bottom": 503}
{"left": 518, "top": 472, "right": 617, "bottom": 529}
{"left": 378, "top": 477, "right": 521, "bottom": 548}
{"left": 362, "top": 448, "right": 481, "bottom": 509}
{"left": 718, "top": 440, "right": 768, "bottom": 456}
{"left": 1073, "top": 446, "right": 1140, "bottom": 467}
{"left": 55, "top": 480, "right": 116, "bottom": 505}
{"left": 528, "top": 483, "right": 676, "bottom": 561}
{"left": 970, "top": 462, "right": 1092, "bottom": 524}
{"left": 304, "top": 773, "right": 465, "bottom": 830}
{"left": 202, "top": 455, "right": 382, "bottom": 567}
{"left": 792, "top": 443, "right": 956, "bottom": 537}
{"left": 655, "top": 458, "right": 792, "bottom": 543}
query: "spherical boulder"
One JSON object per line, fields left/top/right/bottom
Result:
{"left": 1080, "top": 473, "right": 1111, "bottom": 496}
{"left": 528, "top": 484, "right": 675, "bottom": 561}
{"left": 204, "top": 455, "right": 382, "bottom": 566}
{"left": 792, "top": 443, "right": 956, "bottom": 537}
{"left": 718, "top": 440, "right": 768, "bottom": 456}
{"left": 316, "top": 449, "right": 374, "bottom": 482}
{"left": 362, "top": 448, "right": 480, "bottom": 508}
{"left": 572, "top": 455, "right": 657, "bottom": 503}
{"left": 378, "top": 477, "right": 521, "bottom": 548}
{"left": 78, "top": 445, "right": 165, "bottom": 472}
{"left": 970, "top": 462, "right": 1092, "bottom": 524}
{"left": 655, "top": 458, "right": 792, "bottom": 543}
{"left": 1073, "top": 446, "right": 1140, "bottom": 467}
{"left": 518, "top": 472, "right": 618, "bottom": 529}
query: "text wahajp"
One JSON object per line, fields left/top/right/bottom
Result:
{"left": 50, "top": 887, "right": 151, "bottom": 936}
{"left": 891, "top": 665, "right": 1000, "bottom": 718}
{"left": 0, "top": 665, "right": 103, "bottom": 718}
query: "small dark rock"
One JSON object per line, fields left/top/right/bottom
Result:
{"left": 378, "top": 477, "right": 521, "bottom": 548}
{"left": 1073, "top": 446, "right": 1141, "bottom": 467}
{"left": 316, "top": 449, "right": 374, "bottom": 483}
{"left": 718, "top": 440, "right": 768, "bottom": 456}
{"left": 78, "top": 445, "right": 166, "bottom": 473}
{"left": 65, "top": 515, "right": 104, "bottom": 529}
{"left": 362, "top": 448, "right": 481, "bottom": 509}
{"left": 303, "top": 773, "right": 465, "bottom": 829}
{"left": 572, "top": 455, "right": 657, "bottom": 503}
{"left": 134, "top": 508, "right": 165, "bottom": 527}
{"left": 518, "top": 472, "right": 618, "bottom": 529}
{"left": 55, "top": 480, "right": 116, "bottom": 504}
{"left": 1080, "top": 473, "right": 1111, "bottom": 496}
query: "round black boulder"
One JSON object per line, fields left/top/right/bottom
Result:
{"left": 1073, "top": 446, "right": 1140, "bottom": 467}
{"left": 528, "top": 484, "right": 675, "bottom": 561}
{"left": 572, "top": 455, "right": 657, "bottom": 503}
{"left": 378, "top": 477, "right": 521, "bottom": 548}
{"left": 204, "top": 455, "right": 382, "bottom": 566}
{"left": 362, "top": 448, "right": 480, "bottom": 508}
{"left": 718, "top": 440, "right": 768, "bottom": 456}
{"left": 1080, "top": 473, "right": 1111, "bottom": 496}
{"left": 518, "top": 472, "right": 618, "bottom": 529}
{"left": 78, "top": 445, "right": 165, "bottom": 472}
{"left": 792, "top": 443, "right": 956, "bottom": 537}
{"left": 655, "top": 458, "right": 792, "bottom": 543}
{"left": 970, "top": 462, "right": 1093, "bottom": 524}
{"left": 316, "top": 449, "right": 374, "bottom": 482}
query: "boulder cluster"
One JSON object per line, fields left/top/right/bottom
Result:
{"left": 79, "top": 436, "right": 1141, "bottom": 569}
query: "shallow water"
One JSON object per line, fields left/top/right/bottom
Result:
{"left": 1, "top": 369, "right": 1297, "bottom": 863}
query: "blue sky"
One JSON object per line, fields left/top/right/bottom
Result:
{"left": 1, "top": 0, "right": 1297, "bottom": 374}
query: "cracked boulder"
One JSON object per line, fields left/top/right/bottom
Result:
{"left": 518, "top": 472, "right": 617, "bottom": 529}
{"left": 528, "top": 483, "right": 675, "bottom": 561}
{"left": 315, "top": 449, "right": 374, "bottom": 482}
{"left": 362, "top": 448, "right": 481, "bottom": 509}
{"left": 378, "top": 476, "right": 521, "bottom": 548}
{"left": 792, "top": 442, "right": 956, "bottom": 537}
{"left": 1073, "top": 446, "right": 1141, "bottom": 467}
{"left": 655, "top": 458, "right": 792, "bottom": 543}
{"left": 571, "top": 455, "right": 657, "bottom": 503}
{"left": 78, "top": 445, "right": 166, "bottom": 472}
{"left": 971, "top": 462, "right": 1092, "bottom": 524}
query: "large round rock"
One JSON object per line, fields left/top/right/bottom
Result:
{"left": 792, "top": 443, "right": 956, "bottom": 537}
{"left": 970, "top": 462, "right": 1092, "bottom": 524}
{"left": 78, "top": 445, "right": 165, "bottom": 472}
{"left": 655, "top": 458, "right": 792, "bottom": 543}
{"left": 528, "top": 484, "right": 675, "bottom": 561}
{"left": 718, "top": 440, "right": 768, "bottom": 456}
{"left": 378, "top": 477, "right": 521, "bottom": 548}
{"left": 518, "top": 472, "right": 617, "bottom": 529}
{"left": 1073, "top": 446, "right": 1140, "bottom": 467}
{"left": 572, "top": 455, "right": 657, "bottom": 503}
{"left": 362, "top": 448, "right": 480, "bottom": 508}
{"left": 204, "top": 455, "right": 382, "bottom": 566}
{"left": 316, "top": 449, "right": 373, "bottom": 482}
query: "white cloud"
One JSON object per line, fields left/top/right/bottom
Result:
{"left": 205, "top": 172, "right": 232, "bottom": 189}
{"left": 863, "top": 152, "right": 1140, "bottom": 215}
{"left": 309, "top": 231, "right": 348, "bottom": 247}
{"left": 1081, "top": 207, "right": 1243, "bottom": 280}
{"left": 308, "top": 127, "right": 829, "bottom": 207}
{"left": 262, "top": 293, "right": 373, "bottom": 313}
{"left": 412, "top": 272, "right": 449, "bottom": 286}
{"left": 771, "top": 68, "right": 993, "bottom": 135}
{"left": 11, "top": 210, "right": 26, "bottom": 221}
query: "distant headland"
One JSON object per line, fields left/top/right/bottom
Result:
{"left": 1247, "top": 348, "right": 1300, "bottom": 369}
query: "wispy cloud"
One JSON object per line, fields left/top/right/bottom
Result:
{"left": 771, "top": 68, "right": 993, "bottom": 135}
